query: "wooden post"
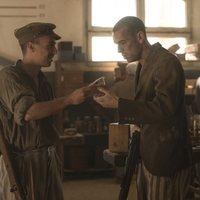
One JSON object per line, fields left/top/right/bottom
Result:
{"left": 0, "top": 127, "right": 23, "bottom": 200}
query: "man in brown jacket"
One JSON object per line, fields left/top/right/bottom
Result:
{"left": 94, "top": 16, "right": 192, "bottom": 200}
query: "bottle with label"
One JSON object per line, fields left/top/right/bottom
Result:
{"left": 83, "top": 116, "right": 92, "bottom": 133}
{"left": 94, "top": 116, "right": 102, "bottom": 133}
{"left": 75, "top": 117, "right": 83, "bottom": 133}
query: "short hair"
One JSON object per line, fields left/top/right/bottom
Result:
{"left": 20, "top": 38, "right": 40, "bottom": 55}
{"left": 113, "top": 16, "right": 146, "bottom": 35}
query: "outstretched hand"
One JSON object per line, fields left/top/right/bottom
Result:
{"left": 68, "top": 86, "right": 92, "bottom": 105}
{"left": 93, "top": 87, "right": 119, "bottom": 108}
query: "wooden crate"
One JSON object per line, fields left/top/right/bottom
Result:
{"left": 109, "top": 123, "right": 130, "bottom": 153}
{"left": 185, "top": 79, "right": 196, "bottom": 95}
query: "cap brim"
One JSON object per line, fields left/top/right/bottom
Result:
{"left": 52, "top": 32, "right": 61, "bottom": 40}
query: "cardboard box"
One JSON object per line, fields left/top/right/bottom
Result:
{"left": 109, "top": 123, "right": 130, "bottom": 153}
{"left": 185, "top": 52, "right": 200, "bottom": 61}
{"left": 184, "top": 44, "right": 200, "bottom": 53}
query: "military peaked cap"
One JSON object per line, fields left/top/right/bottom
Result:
{"left": 14, "top": 22, "right": 61, "bottom": 45}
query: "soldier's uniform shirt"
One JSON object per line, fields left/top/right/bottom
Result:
{"left": 0, "top": 60, "right": 64, "bottom": 200}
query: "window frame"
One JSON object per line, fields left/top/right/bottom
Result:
{"left": 86, "top": 0, "right": 192, "bottom": 62}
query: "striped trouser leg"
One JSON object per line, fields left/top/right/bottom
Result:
{"left": 136, "top": 162, "right": 192, "bottom": 200}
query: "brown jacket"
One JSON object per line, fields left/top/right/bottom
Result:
{"left": 118, "top": 43, "right": 192, "bottom": 176}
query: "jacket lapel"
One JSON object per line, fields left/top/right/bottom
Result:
{"left": 134, "top": 63, "right": 142, "bottom": 92}
{"left": 134, "top": 43, "right": 162, "bottom": 99}
{"left": 134, "top": 63, "right": 149, "bottom": 98}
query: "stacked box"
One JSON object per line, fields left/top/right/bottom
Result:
{"left": 57, "top": 41, "right": 73, "bottom": 61}
{"left": 109, "top": 123, "right": 130, "bottom": 153}
{"left": 185, "top": 44, "right": 200, "bottom": 61}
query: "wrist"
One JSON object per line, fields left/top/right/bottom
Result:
{"left": 64, "top": 95, "right": 72, "bottom": 106}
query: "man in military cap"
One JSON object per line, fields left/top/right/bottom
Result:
{"left": 0, "top": 22, "right": 90, "bottom": 200}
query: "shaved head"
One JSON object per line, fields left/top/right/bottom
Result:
{"left": 113, "top": 16, "right": 146, "bottom": 36}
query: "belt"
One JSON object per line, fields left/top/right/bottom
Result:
{"left": 12, "top": 145, "right": 56, "bottom": 157}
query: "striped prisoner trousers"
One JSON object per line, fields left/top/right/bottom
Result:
{"left": 136, "top": 162, "right": 192, "bottom": 200}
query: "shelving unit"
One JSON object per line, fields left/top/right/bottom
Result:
{"left": 60, "top": 132, "right": 114, "bottom": 179}
{"left": 55, "top": 61, "right": 115, "bottom": 178}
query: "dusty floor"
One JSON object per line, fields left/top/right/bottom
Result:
{"left": 63, "top": 177, "right": 120, "bottom": 200}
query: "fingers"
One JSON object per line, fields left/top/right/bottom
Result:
{"left": 93, "top": 95, "right": 105, "bottom": 106}
{"left": 93, "top": 95, "right": 104, "bottom": 101}
{"left": 82, "top": 86, "right": 92, "bottom": 97}
{"left": 91, "top": 87, "right": 108, "bottom": 98}
{"left": 96, "top": 87, "right": 107, "bottom": 94}
{"left": 93, "top": 88, "right": 109, "bottom": 105}
{"left": 68, "top": 87, "right": 88, "bottom": 105}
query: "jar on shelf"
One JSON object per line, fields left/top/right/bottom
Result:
{"left": 94, "top": 116, "right": 102, "bottom": 133}
{"left": 75, "top": 117, "right": 83, "bottom": 133}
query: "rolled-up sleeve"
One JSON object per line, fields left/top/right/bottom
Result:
{"left": 14, "top": 95, "right": 35, "bottom": 125}
{"left": 0, "top": 69, "right": 36, "bottom": 125}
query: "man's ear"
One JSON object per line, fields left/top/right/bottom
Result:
{"left": 136, "top": 31, "right": 145, "bottom": 44}
{"left": 27, "top": 42, "right": 35, "bottom": 52}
